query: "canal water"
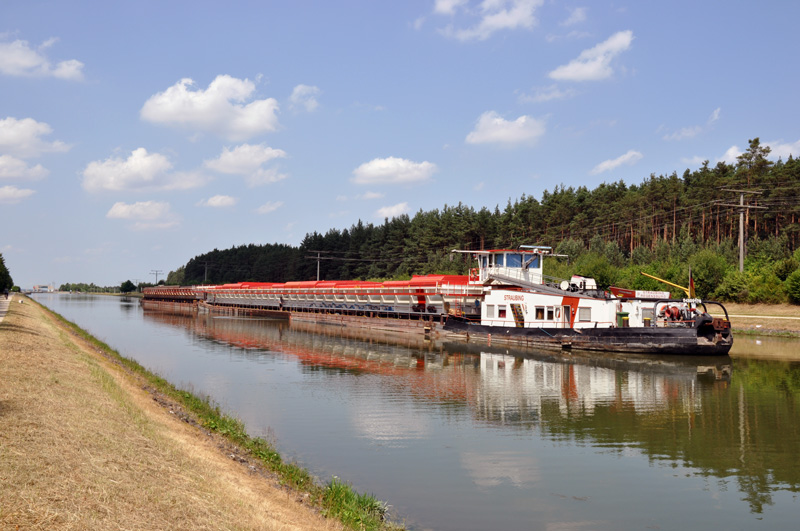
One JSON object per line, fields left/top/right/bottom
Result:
{"left": 34, "top": 293, "right": 800, "bottom": 531}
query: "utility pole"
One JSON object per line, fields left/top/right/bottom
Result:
{"left": 719, "top": 189, "right": 766, "bottom": 272}
{"left": 307, "top": 250, "right": 330, "bottom": 281}
{"left": 151, "top": 269, "right": 163, "bottom": 285}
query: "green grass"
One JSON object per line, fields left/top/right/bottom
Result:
{"left": 322, "top": 477, "right": 390, "bottom": 531}
{"left": 36, "top": 298, "right": 400, "bottom": 530}
{"left": 732, "top": 327, "right": 800, "bottom": 338}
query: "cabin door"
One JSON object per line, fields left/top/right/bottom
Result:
{"left": 561, "top": 305, "right": 571, "bottom": 328}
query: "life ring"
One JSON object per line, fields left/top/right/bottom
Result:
{"left": 469, "top": 268, "right": 479, "bottom": 281}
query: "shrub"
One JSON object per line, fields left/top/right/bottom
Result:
{"left": 604, "top": 241, "right": 626, "bottom": 267}
{"left": 556, "top": 238, "right": 586, "bottom": 262}
{"left": 786, "top": 269, "right": 800, "bottom": 304}
{"left": 747, "top": 272, "right": 786, "bottom": 304}
{"left": 689, "top": 249, "right": 731, "bottom": 298}
{"left": 774, "top": 258, "right": 799, "bottom": 281}
{"left": 714, "top": 270, "right": 750, "bottom": 302}
{"left": 630, "top": 245, "right": 654, "bottom": 266}
{"left": 575, "top": 253, "right": 617, "bottom": 289}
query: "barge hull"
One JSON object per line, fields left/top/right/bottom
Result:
{"left": 442, "top": 318, "right": 732, "bottom": 356}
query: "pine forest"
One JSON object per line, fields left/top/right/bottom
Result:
{"left": 170, "top": 139, "right": 800, "bottom": 305}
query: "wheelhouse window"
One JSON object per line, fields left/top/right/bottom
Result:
{"left": 506, "top": 253, "right": 523, "bottom": 268}
{"left": 495, "top": 254, "right": 504, "bottom": 267}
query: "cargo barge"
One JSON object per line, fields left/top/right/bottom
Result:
{"left": 142, "top": 246, "right": 733, "bottom": 355}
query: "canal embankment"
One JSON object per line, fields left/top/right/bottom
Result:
{"left": 0, "top": 294, "right": 394, "bottom": 530}
{"left": 723, "top": 302, "right": 800, "bottom": 337}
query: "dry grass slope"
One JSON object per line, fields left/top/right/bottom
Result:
{"left": 723, "top": 302, "right": 800, "bottom": 335}
{"left": 0, "top": 295, "right": 341, "bottom": 530}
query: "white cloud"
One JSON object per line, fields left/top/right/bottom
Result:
{"left": 438, "top": 0, "right": 544, "bottom": 41}
{"left": 376, "top": 202, "right": 410, "bottom": 218}
{"left": 663, "top": 125, "right": 702, "bottom": 141}
{"left": 289, "top": 84, "right": 321, "bottom": 112}
{"left": 82, "top": 147, "right": 205, "bottom": 192}
{"left": 204, "top": 143, "right": 288, "bottom": 186}
{"left": 0, "top": 154, "right": 48, "bottom": 180}
{"left": 241, "top": 167, "right": 287, "bottom": 186}
{"left": 549, "top": 30, "right": 633, "bottom": 81}
{"left": 358, "top": 191, "right": 385, "bottom": 200}
{"left": 681, "top": 156, "right": 706, "bottom": 166}
{"left": 718, "top": 145, "right": 741, "bottom": 164}
{"left": 106, "top": 200, "right": 178, "bottom": 230}
{"left": 765, "top": 139, "right": 800, "bottom": 160}
{"left": 256, "top": 201, "right": 283, "bottom": 214}
{"left": 352, "top": 157, "right": 437, "bottom": 185}
{"left": 561, "top": 7, "right": 587, "bottom": 26}
{"left": 140, "top": 75, "right": 280, "bottom": 141}
{"left": 465, "top": 111, "right": 545, "bottom": 145}
{"left": 662, "top": 108, "right": 721, "bottom": 141}
{"left": 517, "top": 84, "right": 576, "bottom": 103}
{"left": 719, "top": 139, "right": 800, "bottom": 164}
{"left": 0, "top": 185, "right": 35, "bottom": 204}
{"left": 0, "top": 38, "right": 84, "bottom": 80}
{"left": 107, "top": 200, "right": 170, "bottom": 220}
{"left": 197, "top": 195, "right": 237, "bottom": 208}
{"left": 590, "top": 149, "right": 643, "bottom": 174}
{"left": 434, "top": 0, "right": 468, "bottom": 15}
{"left": 0, "top": 117, "right": 70, "bottom": 158}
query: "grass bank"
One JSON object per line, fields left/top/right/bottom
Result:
{"left": 0, "top": 294, "right": 400, "bottom": 530}
{"left": 720, "top": 302, "right": 800, "bottom": 338}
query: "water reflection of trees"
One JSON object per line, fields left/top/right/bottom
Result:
{"left": 142, "top": 308, "right": 800, "bottom": 513}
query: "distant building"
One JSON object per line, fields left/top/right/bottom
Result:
{"left": 32, "top": 284, "right": 55, "bottom": 293}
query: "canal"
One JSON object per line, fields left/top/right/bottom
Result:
{"left": 34, "top": 293, "right": 800, "bottom": 530}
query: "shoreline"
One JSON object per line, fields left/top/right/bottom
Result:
{"left": 0, "top": 294, "right": 397, "bottom": 530}
{"left": 721, "top": 302, "right": 800, "bottom": 338}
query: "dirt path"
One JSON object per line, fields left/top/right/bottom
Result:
{"left": 0, "top": 295, "right": 341, "bottom": 530}
{"left": 719, "top": 302, "right": 800, "bottom": 335}
{"left": 0, "top": 294, "right": 9, "bottom": 324}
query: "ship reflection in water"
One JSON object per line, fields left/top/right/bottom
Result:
{"left": 141, "top": 305, "right": 799, "bottom": 528}
{"left": 142, "top": 306, "right": 732, "bottom": 423}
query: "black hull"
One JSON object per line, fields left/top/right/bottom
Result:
{"left": 443, "top": 317, "right": 733, "bottom": 356}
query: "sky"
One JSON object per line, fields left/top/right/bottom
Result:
{"left": 1, "top": 1, "right": 799, "bottom": 289}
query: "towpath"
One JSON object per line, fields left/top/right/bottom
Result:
{"left": 0, "top": 292, "right": 9, "bottom": 324}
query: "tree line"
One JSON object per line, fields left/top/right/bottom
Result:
{"left": 169, "top": 138, "right": 800, "bottom": 304}
{"left": 0, "top": 253, "right": 13, "bottom": 292}
{"left": 58, "top": 281, "right": 160, "bottom": 293}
